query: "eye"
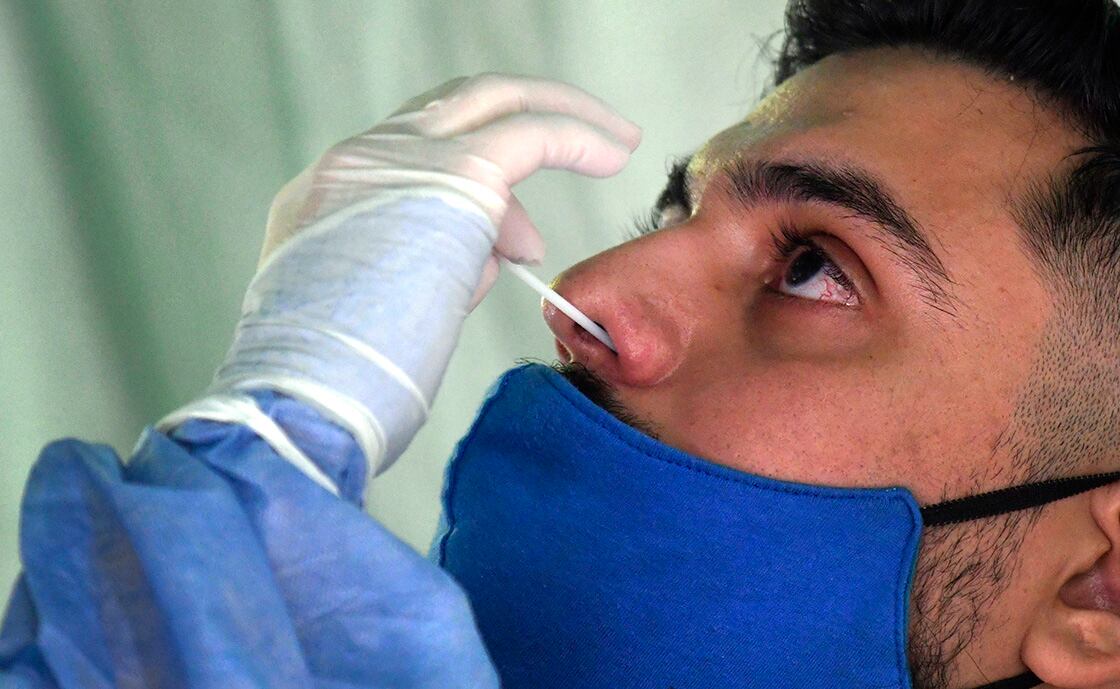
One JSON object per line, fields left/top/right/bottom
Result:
{"left": 627, "top": 158, "right": 694, "bottom": 240}
{"left": 657, "top": 204, "right": 690, "bottom": 229}
{"left": 779, "top": 243, "right": 855, "bottom": 306}
{"left": 628, "top": 202, "right": 691, "bottom": 239}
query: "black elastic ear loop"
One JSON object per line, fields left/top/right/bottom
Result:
{"left": 921, "top": 471, "right": 1120, "bottom": 527}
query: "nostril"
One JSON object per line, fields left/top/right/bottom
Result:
{"left": 541, "top": 292, "right": 616, "bottom": 366}
{"left": 555, "top": 337, "right": 574, "bottom": 362}
{"left": 593, "top": 322, "right": 618, "bottom": 355}
{"left": 573, "top": 320, "right": 616, "bottom": 354}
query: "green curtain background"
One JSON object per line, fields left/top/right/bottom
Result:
{"left": 0, "top": 1, "right": 786, "bottom": 595}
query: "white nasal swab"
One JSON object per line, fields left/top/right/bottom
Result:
{"left": 501, "top": 258, "right": 617, "bottom": 353}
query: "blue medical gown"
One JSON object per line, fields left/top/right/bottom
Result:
{"left": 0, "top": 391, "right": 499, "bottom": 689}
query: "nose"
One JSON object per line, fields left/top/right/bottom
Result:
{"left": 542, "top": 229, "right": 706, "bottom": 388}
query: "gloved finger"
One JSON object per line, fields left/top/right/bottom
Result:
{"left": 414, "top": 73, "right": 642, "bottom": 151}
{"left": 465, "top": 112, "right": 634, "bottom": 186}
{"left": 493, "top": 195, "right": 545, "bottom": 265}
{"left": 388, "top": 76, "right": 470, "bottom": 118}
{"left": 468, "top": 253, "right": 501, "bottom": 312}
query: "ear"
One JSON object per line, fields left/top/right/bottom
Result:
{"left": 1023, "top": 482, "right": 1120, "bottom": 687}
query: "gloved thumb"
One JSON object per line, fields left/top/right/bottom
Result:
{"left": 468, "top": 196, "right": 544, "bottom": 311}
{"left": 493, "top": 194, "right": 545, "bottom": 265}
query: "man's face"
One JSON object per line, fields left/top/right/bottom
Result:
{"left": 545, "top": 49, "right": 1090, "bottom": 685}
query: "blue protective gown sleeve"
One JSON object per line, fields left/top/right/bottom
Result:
{"left": 0, "top": 391, "right": 499, "bottom": 689}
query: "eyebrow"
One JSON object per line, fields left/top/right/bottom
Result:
{"left": 664, "top": 156, "right": 961, "bottom": 320}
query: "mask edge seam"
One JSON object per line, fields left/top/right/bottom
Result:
{"left": 433, "top": 366, "right": 528, "bottom": 566}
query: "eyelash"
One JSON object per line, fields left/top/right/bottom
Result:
{"left": 625, "top": 209, "right": 663, "bottom": 240}
{"left": 624, "top": 159, "right": 693, "bottom": 241}
{"left": 769, "top": 224, "right": 857, "bottom": 296}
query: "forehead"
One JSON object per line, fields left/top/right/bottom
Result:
{"left": 693, "top": 48, "right": 1083, "bottom": 209}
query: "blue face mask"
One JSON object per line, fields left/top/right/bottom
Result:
{"left": 431, "top": 364, "right": 1117, "bottom": 689}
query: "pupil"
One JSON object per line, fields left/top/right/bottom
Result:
{"left": 788, "top": 249, "right": 824, "bottom": 286}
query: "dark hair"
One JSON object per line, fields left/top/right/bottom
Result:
{"left": 775, "top": 0, "right": 1120, "bottom": 138}
{"left": 770, "top": 3, "right": 1120, "bottom": 688}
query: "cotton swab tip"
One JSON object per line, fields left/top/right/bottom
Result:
{"left": 501, "top": 258, "right": 617, "bottom": 353}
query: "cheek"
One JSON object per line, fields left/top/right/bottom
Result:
{"left": 635, "top": 360, "right": 1010, "bottom": 500}
{"left": 645, "top": 365, "right": 902, "bottom": 487}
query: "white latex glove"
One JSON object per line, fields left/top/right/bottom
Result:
{"left": 162, "top": 74, "right": 641, "bottom": 493}
{"left": 261, "top": 73, "right": 642, "bottom": 306}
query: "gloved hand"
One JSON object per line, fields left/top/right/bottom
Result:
{"left": 261, "top": 73, "right": 642, "bottom": 305}
{"left": 173, "top": 74, "right": 641, "bottom": 493}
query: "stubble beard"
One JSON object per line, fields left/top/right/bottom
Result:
{"left": 907, "top": 510, "right": 1035, "bottom": 689}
